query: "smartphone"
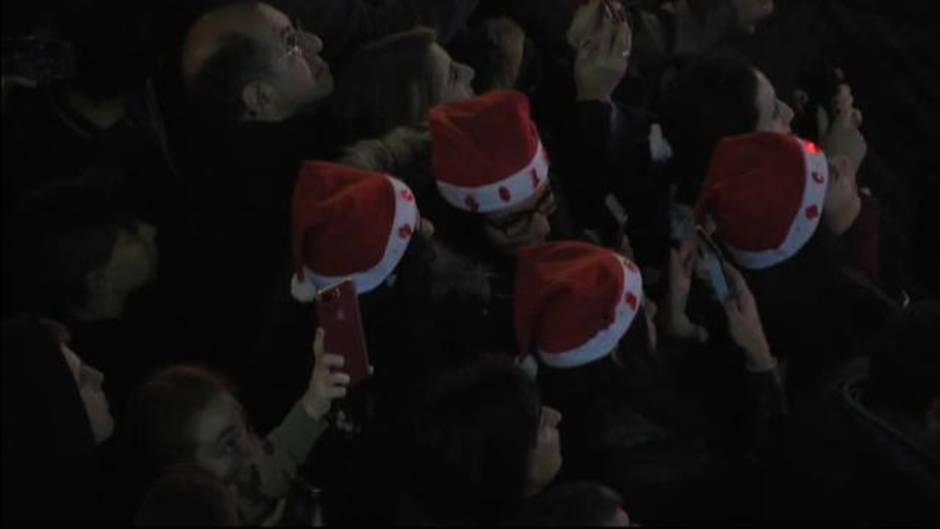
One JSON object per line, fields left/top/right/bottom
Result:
{"left": 315, "top": 280, "right": 371, "bottom": 386}
{"left": 695, "top": 226, "right": 731, "bottom": 303}
{"left": 2, "top": 37, "right": 76, "bottom": 85}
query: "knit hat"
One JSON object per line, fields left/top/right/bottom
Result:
{"left": 696, "top": 132, "right": 829, "bottom": 270}
{"left": 515, "top": 241, "right": 644, "bottom": 369}
{"left": 290, "top": 161, "right": 420, "bottom": 301}
{"left": 429, "top": 89, "right": 550, "bottom": 214}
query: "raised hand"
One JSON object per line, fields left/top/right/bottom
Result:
{"left": 662, "top": 240, "right": 709, "bottom": 343}
{"left": 721, "top": 263, "right": 776, "bottom": 372}
{"left": 301, "top": 328, "right": 351, "bottom": 420}
{"left": 573, "top": 6, "right": 631, "bottom": 103}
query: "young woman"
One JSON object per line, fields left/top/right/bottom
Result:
{"left": 120, "top": 328, "right": 348, "bottom": 525}
{"left": 515, "top": 241, "right": 786, "bottom": 524}
{"left": 697, "top": 131, "right": 898, "bottom": 406}
{"left": 330, "top": 26, "right": 475, "bottom": 144}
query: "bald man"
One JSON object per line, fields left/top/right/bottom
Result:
{"left": 183, "top": 2, "right": 334, "bottom": 124}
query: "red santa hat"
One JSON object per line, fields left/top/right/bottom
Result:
{"left": 429, "top": 89, "right": 550, "bottom": 214}
{"left": 290, "top": 161, "right": 420, "bottom": 301}
{"left": 515, "top": 241, "right": 644, "bottom": 369}
{"left": 695, "top": 132, "right": 830, "bottom": 270}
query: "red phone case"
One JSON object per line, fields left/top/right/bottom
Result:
{"left": 315, "top": 280, "right": 371, "bottom": 386}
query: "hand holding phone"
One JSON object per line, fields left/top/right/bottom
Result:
{"left": 302, "top": 328, "right": 351, "bottom": 420}
{"left": 720, "top": 262, "right": 774, "bottom": 369}
{"left": 315, "top": 280, "right": 371, "bottom": 387}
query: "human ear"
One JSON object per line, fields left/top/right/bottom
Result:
{"left": 241, "top": 80, "right": 276, "bottom": 120}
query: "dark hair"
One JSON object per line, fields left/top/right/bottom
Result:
{"left": 403, "top": 356, "right": 542, "bottom": 524}
{"left": 331, "top": 27, "right": 440, "bottom": 141}
{"left": 449, "top": 16, "right": 528, "bottom": 94}
{"left": 866, "top": 301, "right": 940, "bottom": 414}
{"left": 1, "top": 316, "right": 102, "bottom": 523}
{"left": 507, "top": 481, "right": 626, "bottom": 526}
{"left": 133, "top": 463, "right": 238, "bottom": 526}
{"left": 5, "top": 181, "right": 135, "bottom": 317}
{"left": 122, "top": 365, "right": 235, "bottom": 494}
{"left": 186, "top": 33, "right": 271, "bottom": 127}
{"left": 660, "top": 53, "right": 760, "bottom": 204}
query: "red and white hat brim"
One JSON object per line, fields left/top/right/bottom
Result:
{"left": 725, "top": 140, "right": 830, "bottom": 270}
{"left": 291, "top": 177, "right": 420, "bottom": 299}
{"left": 538, "top": 256, "right": 644, "bottom": 369}
{"left": 436, "top": 142, "right": 550, "bottom": 214}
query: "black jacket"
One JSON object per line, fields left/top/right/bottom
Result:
{"left": 769, "top": 370, "right": 940, "bottom": 524}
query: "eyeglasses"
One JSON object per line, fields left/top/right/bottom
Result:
{"left": 279, "top": 19, "right": 308, "bottom": 63}
{"left": 485, "top": 189, "right": 557, "bottom": 239}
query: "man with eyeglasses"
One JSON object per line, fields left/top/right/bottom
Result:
{"left": 171, "top": 2, "right": 351, "bottom": 431}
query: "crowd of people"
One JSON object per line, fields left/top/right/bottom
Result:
{"left": 2, "top": 0, "right": 938, "bottom": 525}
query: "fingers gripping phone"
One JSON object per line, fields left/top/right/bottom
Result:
{"left": 315, "top": 280, "right": 371, "bottom": 386}
{"left": 696, "top": 227, "right": 732, "bottom": 303}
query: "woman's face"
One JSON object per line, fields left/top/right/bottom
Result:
{"left": 483, "top": 185, "right": 556, "bottom": 253}
{"left": 61, "top": 343, "right": 113, "bottom": 444}
{"left": 527, "top": 405, "right": 563, "bottom": 493}
{"left": 754, "top": 69, "right": 794, "bottom": 133}
{"left": 429, "top": 43, "right": 476, "bottom": 104}
{"left": 190, "top": 392, "right": 254, "bottom": 485}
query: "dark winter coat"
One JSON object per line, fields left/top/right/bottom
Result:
{"left": 768, "top": 369, "right": 940, "bottom": 524}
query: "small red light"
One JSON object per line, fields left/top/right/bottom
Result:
{"left": 804, "top": 141, "right": 821, "bottom": 154}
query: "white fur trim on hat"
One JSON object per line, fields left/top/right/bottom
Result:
{"left": 538, "top": 257, "right": 644, "bottom": 369}
{"left": 725, "top": 141, "right": 830, "bottom": 270}
{"left": 436, "top": 142, "right": 550, "bottom": 214}
{"left": 291, "top": 177, "right": 420, "bottom": 298}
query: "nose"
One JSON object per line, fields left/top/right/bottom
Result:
{"left": 86, "top": 365, "right": 105, "bottom": 389}
{"left": 530, "top": 213, "right": 551, "bottom": 242}
{"left": 307, "top": 32, "right": 324, "bottom": 54}
{"left": 542, "top": 406, "right": 562, "bottom": 427}
{"left": 457, "top": 62, "right": 475, "bottom": 83}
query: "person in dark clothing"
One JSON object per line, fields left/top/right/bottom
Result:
{"left": 396, "top": 356, "right": 562, "bottom": 525}
{"left": 697, "top": 131, "right": 898, "bottom": 406}
{"left": 1, "top": 0, "right": 177, "bottom": 228}
{"left": 659, "top": 53, "right": 794, "bottom": 205}
{"left": 289, "top": 161, "right": 507, "bottom": 524}
{"left": 767, "top": 300, "right": 940, "bottom": 524}
{"left": 173, "top": 3, "right": 345, "bottom": 426}
{"left": 117, "top": 329, "right": 348, "bottom": 526}
{"left": 329, "top": 26, "right": 476, "bottom": 145}
{"left": 507, "top": 481, "right": 632, "bottom": 526}
{"left": 660, "top": 52, "right": 902, "bottom": 297}
{"left": 1, "top": 316, "right": 114, "bottom": 525}
{"left": 515, "top": 241, "right": 787, "bottom": 524}
{"left": 2, "top": 183, "right": 171, "bottom": 423}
